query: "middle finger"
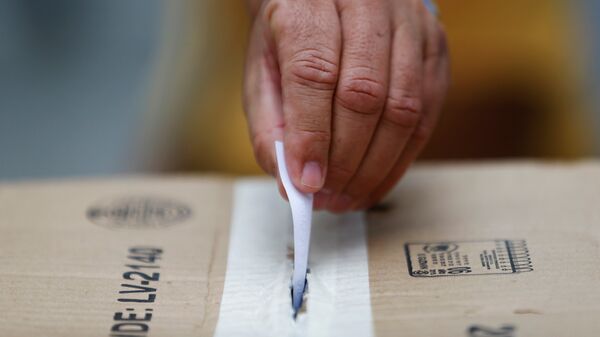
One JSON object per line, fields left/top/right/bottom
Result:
{"left": 342, "top": 9, "right": 425, "bottom": 209}
{"left": 321, "top": 0, "right": 392, "bottom": 210}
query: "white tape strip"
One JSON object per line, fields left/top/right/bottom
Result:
{"left": 213, "top": 180, "right": 373, "bottom": 337}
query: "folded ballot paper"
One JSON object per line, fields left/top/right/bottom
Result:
{"left": 1, "top": 162, "right": 600, "bottom": 337}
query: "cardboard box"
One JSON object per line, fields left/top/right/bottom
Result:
{"left": 1, "top": 163, "right": 599, "bottom": 336}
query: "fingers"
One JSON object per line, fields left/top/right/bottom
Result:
{"left": 337, "top": 8, "right": 424, "bottom": 211}
{"left": 267, "top": 0, "right": 342, "bottom": 193}
{"left": 322, "top": 0, "right": 392, "bottom": 211}
{"left": 245, "top": 0, "right": 448, "bottom": 210}
{"left": 244, "top": 16, "right": 285, "bottom": 177}
{"left": 363, "top": 13, "right": 450, "bottom": 208}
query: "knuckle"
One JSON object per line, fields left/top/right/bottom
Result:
{"left": 383, "top": 94, "right": 422, "bottom": 129}
{"left": 289, "top": 126, "right": 331, "bottom": 144}
{"left": 336, "top": 76, "right": 386, "bottom": 115}
{"left": 287, "top": 48, "right": 339, "bottom": 90}
{"left": 265, "top": 0, "right": 291, "bottom": 33}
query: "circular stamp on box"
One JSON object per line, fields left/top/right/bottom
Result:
{"left": 87, "top": 196, "right": 191, "bottom": 229}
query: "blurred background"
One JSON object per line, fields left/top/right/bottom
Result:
{"left": 0, "top": 0, "right": 598, "bottom": 180}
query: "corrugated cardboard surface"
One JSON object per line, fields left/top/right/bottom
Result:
{"left": 1, "top": 163, "right": 600, "bottom": 336}
{"left": 368, "top": 162, "right": 600, "bottom": 336}
{"left": 0, "top": 176, "right": 233, "bottom": 336}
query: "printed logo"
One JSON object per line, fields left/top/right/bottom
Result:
{"left": 87, "top": 196, "right": 191, "bottom": 229}
{"left": 405, "top": 240, "right": 533, "bottom": 277}
{"left": 423, "top": 243, "right": 458, "bottom": 253}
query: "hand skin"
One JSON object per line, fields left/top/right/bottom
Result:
{"left": 243, "top": 0, "right": 449, "bottom": 212}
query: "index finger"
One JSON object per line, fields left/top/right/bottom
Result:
{"left": 267, "top": 0, "right": 342, "bottom": 193}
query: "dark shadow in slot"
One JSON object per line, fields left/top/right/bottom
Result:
{"left": 291, "top": 268, "right": 309, "bottom": 319}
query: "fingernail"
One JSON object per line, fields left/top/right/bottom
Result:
{"left": 301, "top": 161, "right": 323, "bottom": 189}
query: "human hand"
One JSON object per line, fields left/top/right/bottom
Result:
{"left": 243, "top": 0, "right": 449, "bottom": 212}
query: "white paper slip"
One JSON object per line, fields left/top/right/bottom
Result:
{"left": 275, "top": 141, "right": 313, "bottom": 315}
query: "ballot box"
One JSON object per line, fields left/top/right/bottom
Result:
{"left": 1, "top": 162, "right": 599, "bottom": 336}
